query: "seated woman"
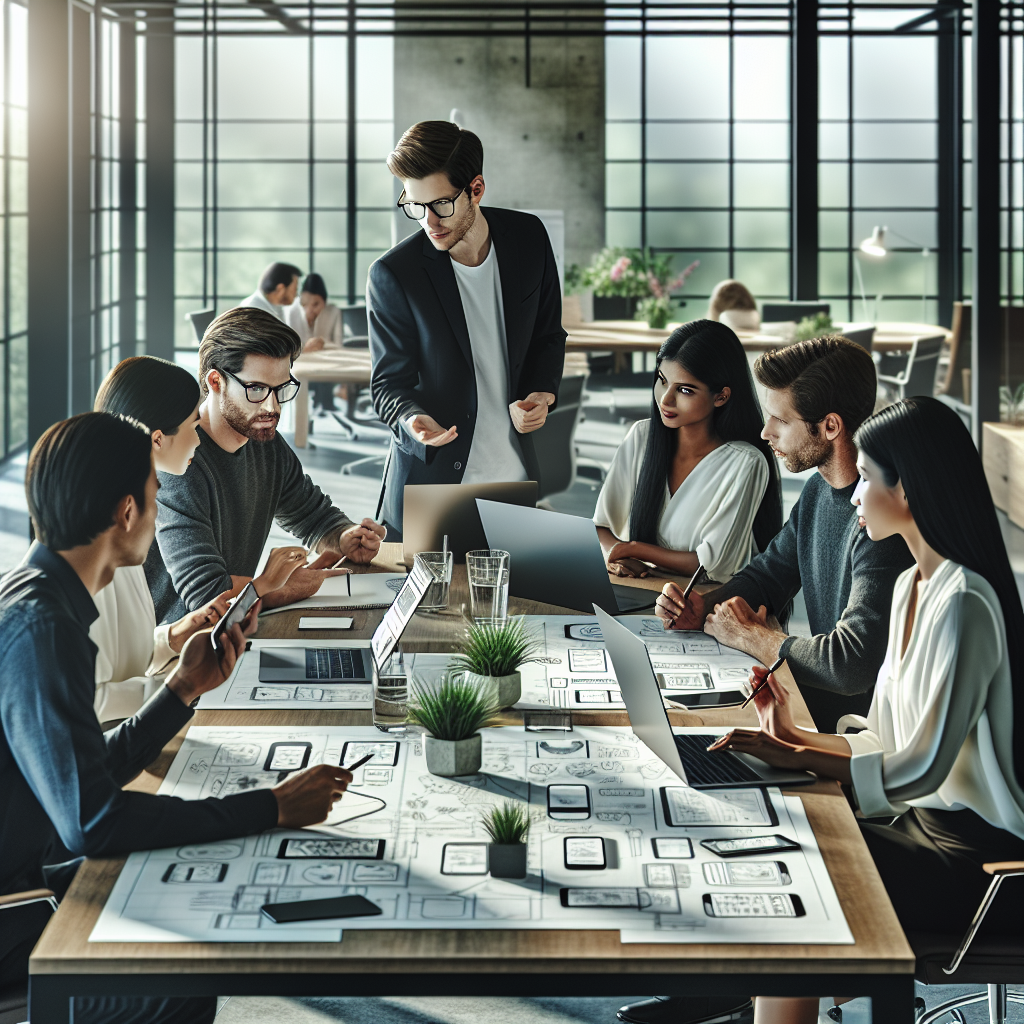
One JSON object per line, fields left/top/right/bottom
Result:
{"left": 710, "top": 396, "right": 1024, "bottom": 1024}
{"left": 594, "top": 319, "right": 781, "bottom": 582}
{"left": 91, "top": 356, "right": 307, "bottom": 723}
{"left": 285, "top": 271, "right": 343, "bottom": 353}
{"left": 708, "top": 279, "right": 760, "bottom": 332}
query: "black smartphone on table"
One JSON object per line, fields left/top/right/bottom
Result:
{"left": 260, "top": 894, "right": 382, "bottom": 924}
{"left": 210, "top": 581, "right": 259, "bottom": 649}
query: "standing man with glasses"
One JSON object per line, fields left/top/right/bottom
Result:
{"left": 368, "top": 120, "right": 567, "bottom": 538}
{"left": 150, "top": 307, "right": 384, "bottom": 622}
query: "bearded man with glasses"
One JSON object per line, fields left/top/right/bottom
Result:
{"left": 148, "top": 307, "right": 383, "bottom": 622}
{"left": 367, "top": 120, "right": 567, "bottom": 538}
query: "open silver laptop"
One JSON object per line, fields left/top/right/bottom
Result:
{"left": 594, "top": 606, "right": 815, "bottom": 789}
{"left": 476, "top": 500, "right": 656, "bottom": 614}
{"left": 258, "top": 560, "right": 432, "bottom": 683}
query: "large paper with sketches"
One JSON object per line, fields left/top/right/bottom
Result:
{"left": 90, "top": 726, "right": 852, "bottom": 945}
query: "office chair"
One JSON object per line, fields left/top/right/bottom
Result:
{"left": 910, "top": 861, "right": 1024, "bottom": 1024}
{"left": 185, "top": 308, "right": 216, "bottom": 344}
{"left": 341, "top": 305, "right": 370, "bottom": 349}
{"left": 530, "top": 374, "right": 586, "bottom": 500}
{"left": 761, "top": 302, "right": 830, "bottom": 323}
{"left": 877, "top": 334, "right": 945, "bottom": 402}
{"left": 840, "top": 324, "right": 875, "bottom": 352}
{"left": 0, "top": 889, "right": 59, "bottom": 1024}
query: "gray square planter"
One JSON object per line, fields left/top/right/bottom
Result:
{"left": 488, "top": 843, "right": 527, "bottom": 879}
{"left": 424, "top": 733, "right": 482, "bottom": 777}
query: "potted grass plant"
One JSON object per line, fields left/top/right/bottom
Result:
{"left": 407, "top": 670, "right": 501, "bottom": 777}
{"left": 452, "top": 617, "right": 541, "bottom": 709}
{"left": 482, "top": 800, "right": 530, "bottom": 879}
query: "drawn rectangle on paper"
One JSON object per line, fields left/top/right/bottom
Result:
{"left": 561, "top": 887, "right": 638, "bottom": 908}
{"left": 161, "top": 863, "right": 228, "bottom": 883}
{"left": 441, "top": 843, "right": 489, "bottom": 875}
{"left": 657, "top": 672, "right": 713, "bottom": 691}
{"left": 575, "top": 690, "right": 613, "bottom": 704}
{"left": 264, "top": 742, "right": 311, "bottom": 772}
{"left": 278, "top": 838, "right": 385, "bottom": 860}
{"left": 638, "top": 887, "right": 681, "bottom": 913}
{"left": 704, "top": 893, "right": 802, "bottom": 918}
{"left": 564, "top": 836, "right": 605, "bottom": 869}
{"left": 643, "top": 863, "right": 677, "bottom": 887}
{"left": 651, "top": 837, "right": 694, "bottom": 859}
{"left": 703, "top": 861, "right": 787, "bottom": 886}
{"left": 568, "top": 648, "right": 607, "bottom": 673}
{"left": 661, "top": 787, "right": 775, "bottom": 828}
{"left": 352, "top": 862, "right": 400, "bottom": 883}
{"left": 537, "top": 740, "right": 588, "bottom": 758}
{"left": 341, "top": 741, "right": 399, "bottom": 767}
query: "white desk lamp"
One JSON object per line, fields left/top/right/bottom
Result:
{"left": 857, "top": 225, "right": 932, "bottom": 323}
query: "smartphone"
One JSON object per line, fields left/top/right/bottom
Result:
{"left": 700, "top": 835, "right": 801, "bottom": 858}
{"left": 263, "top": 741, "right": 311, "bottom": 773}
{"left": 666, "top": 690, "right": 747, "bottom": 709}
{"left": 277, "top": 837, "right": 385, "bottom": 860}
{"left": 702, "top": 860, "right": 791, "bottom": 886}
{"left": 547, "top": 784, "right": 591, "bottom": 820}
{"left": 564, "top": 836, "right": 606, "bottom": 870}
{"left": 211, "top": 581, "right": 259, "bottom": 650}
{"left": 702, "top": 893, "right": 805, "bottom": 918}
{"left": 260, "top": 894, "right": 382, "bottom": 924}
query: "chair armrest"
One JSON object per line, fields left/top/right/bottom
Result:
{"left": 0, "top": 888, "right": 56, "bottom": 909}
{"left": 983, "top": 861, "right": 1024, "bottom": 876}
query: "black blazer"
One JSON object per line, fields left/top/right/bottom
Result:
{"left": 367, "top": 206, "right": 567, "bottom": 530}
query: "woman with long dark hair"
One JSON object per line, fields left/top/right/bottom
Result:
{"left": 594, "top": 319, "right": 781, "bottom": 581}
{"left": 711, "top": 397, "right": 1024, "bottom": 1024}
{"left": 90, "top": 356, "right": 304, "bottom": 722}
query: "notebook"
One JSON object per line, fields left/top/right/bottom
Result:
{"left": 260, "top": 573, "right": 408, "bottom": 615}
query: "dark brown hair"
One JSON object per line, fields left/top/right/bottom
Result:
{"left": 754, "top": 335, "right": 876, "bottom": 435}
{"left": 708, "top": 279, "right": 757, "bottom": 317}
{"left": 197, "top": 307, "right": 302, "bottom": 395}
{"left": 387, "top": 120, "right": 484, "bottom": 189}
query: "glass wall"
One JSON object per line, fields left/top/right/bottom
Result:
{"left": 173, "top": 31, "right": 394, "bottom": 357}
{"left": 605, "top": 18, "right": 791, "bottom": 315}
{"left": 0, "top": 0, "right": 27, "bottom": 456}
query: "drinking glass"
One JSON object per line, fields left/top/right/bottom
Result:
{"left": 373, "top": 652, "right": 408, "bottom": 733}
{"left": 414, "top": 551, "right": 453, "bottom": 612}
{"left": 466, "top": 548, "right": 510, "bottom": 625}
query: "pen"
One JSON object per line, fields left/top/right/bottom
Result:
{"left": 668, "top": 563, "right": 704, "bottom": 628}
{"left": 740, "top": 655, "right": 786, "bottom": 709}
{"left": 342, "top": 753, "right": 374, "bottom": 773}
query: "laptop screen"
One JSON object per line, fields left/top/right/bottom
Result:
{"left": 369, "top": 559, "right": 433, "bottom": 668}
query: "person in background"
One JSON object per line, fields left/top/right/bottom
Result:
{"left": 152, "top": 307, "right": 383, "bottom": 623}
{"left": 91, "top": 356, "right": 307, "bottom": 723}
{"left": 238, "top": 261, "right": 302, "bottom": 322}
{"left": 368, "top": 120, "right": 566, "bottom": 538}
{"left": 286, "top": 272, "right": 343, "bottom": 353}
{"left": 0, "top": 412, "right": 354, "bottom": 1024}
{"left": 707, "top": 279, "right": 760, "bottom": 332}
{"left": 594, "top": 320, "right": 781, "bottom": 582}
{"left": 711, "top": 398, "right": 1024, "bottom": 1024}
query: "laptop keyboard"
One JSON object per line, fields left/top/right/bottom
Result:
{"left": 673, "top": 734, "right": 762, "bottom": 786}
{"left": 305, "top": 648, "right": 361, "bottom": 680}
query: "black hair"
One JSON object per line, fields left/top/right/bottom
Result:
{"left": 259, "top": 262, "right": 302, "bottom": 296}
{"left": 27, "top": 412, "right": 152, "bottom": 551}
{"left": 198, "top": 307, "right": 303, "bottom": 395}
{"left": 628, "top": 319, "right": 782, "bottom": 555}
{"left": 94, "top": 356, "right": 200, "bottom": 435}
{"left": 301, "top": 273, "right": 328, "bottom": 301}
{"left": 855, "top": 396, "right": 1024, "bottom": 783}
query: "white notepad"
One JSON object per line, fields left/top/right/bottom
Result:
{"left": 260, "top": 572, "right": 407, "bottom": 614}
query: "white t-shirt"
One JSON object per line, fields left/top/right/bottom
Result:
{"left": 451, "top": 242, "right": 528, "bottom": 484}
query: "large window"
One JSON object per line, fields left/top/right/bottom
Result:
{"left": 0, "top": 0, "right": 27, "bottom": 457}
{"left": 173, "top": 31, "right": 394, "bottom": 358}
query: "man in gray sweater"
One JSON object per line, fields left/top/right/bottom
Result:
{"left": 152, "top": 307, "right": 384, "bottom": 621}
{"left": 620, "top": 338, "right": 913, "bottom": 1024}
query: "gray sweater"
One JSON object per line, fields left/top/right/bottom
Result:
{"left": 150, "top": 427, "right": 354, "bottom": 622}
{"left": 710, "top": 471, "right": 915, "bottom": 731}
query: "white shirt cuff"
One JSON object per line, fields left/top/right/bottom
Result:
{"left": 850, "top": 748, "right": 905, "bottom": 818}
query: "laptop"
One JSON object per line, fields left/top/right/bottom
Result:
{"left": 593, "top": 606, "right": 816, "bottom": 790}
{"left": 402, "top": 482, "right": 539, "bottom": 565}
{"left": 258, "top": 559, "right": 433, "bottom": 683}
{"left": 476, "top": 500, "right": 657, "bottom": 614}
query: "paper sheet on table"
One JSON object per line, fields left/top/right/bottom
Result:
{"left": 261, "top": 572, "right": 406, "bottom": 614}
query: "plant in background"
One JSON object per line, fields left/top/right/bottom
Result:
{"left": 481, "top": 801, "right": 530, "bottom": 845}
{"left": 453, "top": 617, "right": 542, "bottom": 679}
{"left": 564, "top": 262, "right": 585, "bottom": 295}
{"left": 794, "top": 312, "right": 835, "bottom": 342}
{"left": 636, "top": 256, "right": 700, "bottom": 329}
{"left": 1000, "top": 383, "right": 1024, "bottom": 426}
{"left": 580, "top": 247, "right": 652, "bottom": 298}
{"left": 407, "top": 670, "right": 501, "bottom": 742}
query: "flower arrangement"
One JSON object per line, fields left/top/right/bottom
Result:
{"left": 580, "top": 247, "right": 699, "bottom": 328}
{"left": 637, "top": 255, "right": 700, "bottom": 330}
{"left": 1000, "top": 383, "right": 1024, "bottom": 425}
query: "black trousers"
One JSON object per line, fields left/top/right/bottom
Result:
{"left": 859, "top": 806, "right": 1024, "bottom": 936}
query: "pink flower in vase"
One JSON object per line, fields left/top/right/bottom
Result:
{"left": 609, "top": 256, "right": 632, "bottom": 283}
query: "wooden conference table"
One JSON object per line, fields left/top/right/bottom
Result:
{"left": 29, "top": 544, "right": 916, "bottom": 1022}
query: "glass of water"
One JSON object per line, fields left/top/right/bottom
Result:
{"left": 414, "top": 551, "right": 453, "bottom": 612}
{"left": 466, "top": 548, "right": 510, "bottom": 625}
{"left": 373, "top": 652, "right": 408, "bottom": 733}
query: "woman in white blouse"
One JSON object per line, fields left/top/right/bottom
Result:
{"left": 594, "top": 319, "right": 781, "bottom": 582}
{"left": 91, "top": 357, "right": 307, "bottom": 723}
{"left": 285, "top": 272, "right": 343, "bottom": 353}
{"left": 711, "top": 397, "right": 1024, "bottom": 1024}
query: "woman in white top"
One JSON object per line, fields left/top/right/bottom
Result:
{"left": 91, "top": 357, "right": 307, "bottom": 723}
{"left": 707, "top": 279, "right": 760, "bottom": 332}
{"left": 711, "top": 397, "right": 1024, "bottom": 1024}
{"left": 594, "top": 320, "right": 781, "bottom": 582}
{"left": 285, "top": 272, "right": 343, "bottom": 353}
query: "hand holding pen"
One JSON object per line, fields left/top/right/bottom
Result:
{"left": 655, "top": 564, "right": 705, "bottom": 631}
{"left": 740, "top": 654, "right": 786, "bottom": 709}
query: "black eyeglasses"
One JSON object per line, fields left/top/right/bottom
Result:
{"left": 218, "top": 367, "right": 300, "bottom": 404}
{"left": 396, "top": 187, "right": 468, "bottom": 221}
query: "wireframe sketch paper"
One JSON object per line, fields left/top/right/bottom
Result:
{"left": 91, "top": 726, "right": 853, "bottom": 945}
{"left": 195, "top": 639, "right": 373, "bottom": 711}
{"left": 261, "top": 573, "right": 407, "bottom": 615}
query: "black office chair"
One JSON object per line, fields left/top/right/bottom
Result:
{"left": 186, "top": 308, "right": 216, "bottom": 344}
{"left": 761, "top": 302, "right": 830, "bottom": 323}
{"left": 0, "top": 888, "right": 59, "bottom": 1024}
{"left": 529, "top": 374, "right": 587, "bottom": 501}
{"left": 877, "top": 334, "right": 945, "bottom": 401}
{"left": 841, "top": 325, "right": 875, "bottom": 352}
{"left": 341, "top": 305, "right": 369, "bottom": 349}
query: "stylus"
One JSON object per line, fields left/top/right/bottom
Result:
{"left": 342, "top": 753, "right": 374, "bottom": 772}
{"left": 739, "top": 655, "right": 786, "bottom": 709}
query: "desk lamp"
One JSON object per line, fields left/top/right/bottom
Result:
{"left": 857, "top": 225, "right": 932, "bottom": 323}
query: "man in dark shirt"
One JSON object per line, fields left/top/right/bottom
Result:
{"left": 151, "top": 306, "right": 385, "bottom": 622}
{"left": 0, "top": 412, "right": 354, "bottom": 1023}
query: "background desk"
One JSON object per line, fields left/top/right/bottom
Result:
{"left": 29, "top": 543, "right": 915, "bottom": 1022}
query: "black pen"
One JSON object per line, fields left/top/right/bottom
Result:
{"left": 668, "top": 563, "right": 704, "bottom": 628}
{"left": 342, "top": 753, "right": 374, "bottom": 773}
{"left": 740, "top": 655, "right": 786, "bottom": 709}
